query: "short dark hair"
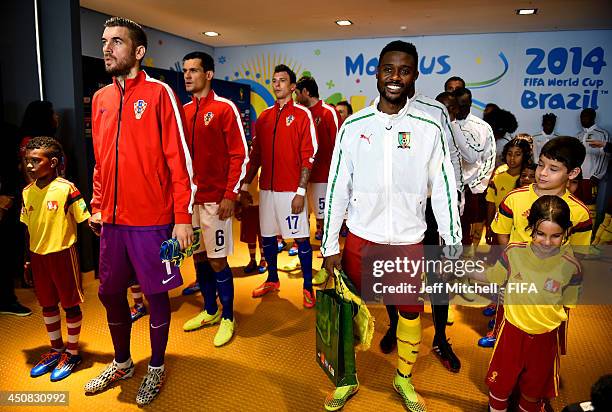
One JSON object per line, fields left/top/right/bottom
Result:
{"left": 581, "top": 108, "right": 596, "bottom": 118}
{"left": 274, "top": 64, "right": 296, "bottom": 84}
{"left": 104, "top": 17, "right": 148, "bottom": 50}
{"left": 183, "top": 51, "right": 214, "bottom": 72}
{"left": 25, "top": 136, "right": 64, "bottom": 161}
{"left": 591, "top": 374, "right": 612, "bottom": 411}
{"left": 453, "top": 87, "right": 472, "bottom": 100}
{"left": 484, "top": 108, "right": 518, "bottom": 135}
{"left": 485, "top": 103, "right": 499, "bottom": 111}
{"left": 378, "top": 40, "right": 418, "bottom": 65}
{"left": 336, "top": 100, "right": 353, "bottom": 115}
{"left": 526, "top": 195, "right": 572, "bottom": 238}
{"left": 445, "top": 76, "right": 465, "bottom": 90}
{"left": 542, "top": 113, "right": 557, "bottom": 123}
{"left": 436, "top": 91, "right": 454, "bottom": 102}
{"left": 296, "top": 76, "right": 319, "bottom": 98}
{"left": 540, "top": 136, "right": 586, "bottom": 171}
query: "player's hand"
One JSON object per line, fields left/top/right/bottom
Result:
{"left": 23, "top": 262, "right": 33, "bottom": 286}
{"left": 173, "top": 223, "right": 194, "bottom": 250}
{"left": 218, "top": 198, "right": 235, "bottom": 221}
{"left": 88, "top": 212, "right": 102, "bottom": 236}
{"left": 324, "top": 253, "right": 342, "bottom": 277}
{"left": 239, "top": 190, "right": 253, "bottom": 207}
{"left": 587, "top": 139, "right": 606, "bottom": 148}
{"left": 291, "top": 194, "right": 305, "bottom": 214}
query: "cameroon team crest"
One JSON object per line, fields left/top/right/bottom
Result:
{"left": 397, "top": 132, "right": 411, "bottom": 149}
{"left": 286, "top": 115, "right": 295, "bottom": 126}
{"left": 204, "top": 112, "right": 214, "bottom": 126}
{"left": 134, "top": 100, "right": 147, "bottom": 120}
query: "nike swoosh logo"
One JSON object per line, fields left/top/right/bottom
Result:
{"left": 291, "top": 231, "right": 299, "bottom": 234}
{"left": 150, "top": 322, "right": 168, "bottom": 329}
{"left": 214, "top": 247, "right": 224, "bottom": 252}
{"left": 161, "top": 275, "right": 176, "bottom": 285}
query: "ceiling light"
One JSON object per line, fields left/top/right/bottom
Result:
{"left": 516, "top": 8, "right": 537, "bottom": 15}
{"left": 202, "top": 31, "right": 220, "bottom": 37}
{"left": 335, "top": 20, "right": 353, "bottom": 26}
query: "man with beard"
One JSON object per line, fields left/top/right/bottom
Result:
{"left": 240, "top": 65, "right": 318, "bottom": 308}
{"left": 85, "top": 17, "right": 194, "bottom": 406}
{"left": 321, "top": 40, "right": 461, "bottom": 412}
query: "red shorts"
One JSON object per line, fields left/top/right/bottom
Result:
{"left": 486, "top": 319, "right": 560, "bottom": 400}
{"left": 463, "top": 189, "right": 487, "bottom": 223}
{"left": 342, "top": 231, "right": 423, "bottom": 313}
{"left": 576, "top": 179, "right": 595, "bottom": 204}
{"left": 30, "top": 245, "right": 84, "bottom": 308}
{"left": 240, "top": 205, "right": 261, "bottom": 244}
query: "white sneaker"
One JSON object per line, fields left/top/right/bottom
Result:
{"left": 84, "top": 360, "right": 134, "bottom": 394}
{"left": 136, "top": 366, "right": 166, "bottom": 406}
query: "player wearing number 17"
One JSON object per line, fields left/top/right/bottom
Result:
{"left": 240, "top": 65, "right": 318, "bottom": 307}
{"left": 181, "top": 52, "right": 249, "bottom": 346}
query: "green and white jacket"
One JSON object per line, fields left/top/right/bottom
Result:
{"left": 321, "top": 97, "right": 462, "bottom": 257}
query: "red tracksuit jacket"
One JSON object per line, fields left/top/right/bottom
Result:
{"left": 309, "top": 100, "right": 342, "bottom": 183}
{"left": 250, "top": 100, "right": 317, "bottom": 192}
{"left": 183, "top": 91, "right": 248, "bottom": 203}
{"left": 91, "top": 70, "right": 194, "bottom": 226}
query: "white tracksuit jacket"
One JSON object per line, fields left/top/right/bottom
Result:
{"left": 576, "top": 124, "right": 610, "bottom": 180}
{"left": 411, "top": 93, "right": 479, "bottom": 191}
{"left": 456, "top": 113, "right": 496, "bottom": 194}
{"left": 321, "top": 97, "right": 462, "bottom": 257}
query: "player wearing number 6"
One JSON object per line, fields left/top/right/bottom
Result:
{"left": 241, "top": 65, "right": 318, "bottom": 308}
{"left": 181, "top": 51, "right": 249, "bottom": 346}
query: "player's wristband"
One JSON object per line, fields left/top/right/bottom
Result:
{"left": 296, "top": 187, "right": 306, "bottom": 196}
{"left": 241, "top": 183, "right": 249, "bottom": 191}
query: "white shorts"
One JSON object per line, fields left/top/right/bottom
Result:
{"left": 259, "top": 190, "right": 310, "bottom": 239}
{"left": 309, "top": 183, "right": 327, "bottom": 220}
{"left": 192, "top": 203, "right": 234, "bottom": 258}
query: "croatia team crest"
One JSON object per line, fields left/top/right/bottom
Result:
{"left": 397, "top": 132, "right": 411, "bottom": 149}
{"left": 286, "top": 114, "right": 295, "bottom": 126}
{"left": 133, "top": 99, "right": 147, "bottom": 120}
{"left": 204, "top": 112, "right": 214, "bottom": 126}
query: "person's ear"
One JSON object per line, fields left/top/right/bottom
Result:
{"left": 135, "top": 45, "right": 146, "bottom": 61}
{"left": 567, "top": 167, "right": 581, "bottom": 180}
{"left": 50, "top": 157, "right": 59, "bottom": 169}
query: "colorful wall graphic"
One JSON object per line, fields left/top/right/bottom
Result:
{"left": 216, "top": 30, "right": 612, "bottom": 136}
